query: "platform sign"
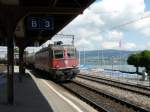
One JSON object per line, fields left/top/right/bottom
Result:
{"left": 27, "top": 17, "right": 53, "bottom": 31}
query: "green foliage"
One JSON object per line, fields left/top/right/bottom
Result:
{"left": 127, "top": 53, "right": 141, "bottom": 67}
{"left": 140, "top": 50, "right": 150, "bottom": 72}
{"left": 127, "top": 50, "right": 150, "bottom": 74}
{"left": 14, "top": 47, "right": 19, "bottom": 53}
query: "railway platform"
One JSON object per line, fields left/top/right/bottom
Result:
{"left": 0, "top": 66, "right": 97, "bottom": 112}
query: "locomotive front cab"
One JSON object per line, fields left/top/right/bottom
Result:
{"left": 51, "top": 45, "right": 79, "bottom": 81}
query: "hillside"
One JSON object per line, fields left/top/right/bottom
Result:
{"left": 78, "top": 49, "right": 138, "bottom": 58}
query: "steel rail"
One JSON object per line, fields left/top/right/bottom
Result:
{"left": 61, "top": 82, "right": 111, "bottom": 112}
{"left": 29, "top": 69, "right": 149, "bottom": 112}
{"left": 61, "top": 81, "right": 149, "bottom": 112}
{"left": 77, "top": 74, "right": 150, "bottom": 97}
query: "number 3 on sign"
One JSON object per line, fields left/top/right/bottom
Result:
{"left": 44, "top": 20, "right": 50, "bottom": 28}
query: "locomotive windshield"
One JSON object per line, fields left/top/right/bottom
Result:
{"left": 54, "top": 50, "right": 64, "bottom": 59}
{"left": 67, "top": 49, "right": 76, "bottom": 58}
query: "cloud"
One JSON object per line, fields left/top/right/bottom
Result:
{"left": 132, "top": 12, "right": 150, "bottom": 37}
{"left": 101, "top": 41, "right": 136, "bottom": 50}
{"left": 123, "top": 42, "right": 136, "bottom": 50}
{"left": 60, "top": 0, "right": 150, "bottom": 51}
{"left": 75, "top": 38, "right": 95, "bottom": 50}
{"left": 145, "top": 42, "right": 150, "bottom": 49}
{"left": 101, "top": 41, "right": 119, "bottom": 49}
{"left": 107, "top": 30, "right": 123, "bottom": 41}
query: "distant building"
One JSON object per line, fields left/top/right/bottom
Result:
{"left": 14, "top": 52, "right": 19, "bottom": 65}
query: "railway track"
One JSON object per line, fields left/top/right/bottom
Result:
{"left": 29, "top": 70, "right": 150, "bottom": 112}
{"left": 77, "top": 74, "right": 150, "bottom": 97}
{"left": 61, "top": 80, "right": 149, "bottom": 112}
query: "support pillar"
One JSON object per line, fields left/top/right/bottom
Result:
{"left": 19, "top": 46, "right": 25, "bottom": 82}
{"left": 7, "top": 35, "right": 14, "bottom": 104}
{"left": 4, "top": 9, "right": 19, "bottom": 105}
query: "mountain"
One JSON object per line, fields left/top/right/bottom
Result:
{"left": 78, "top": 49, "right": 138, "bottom": 58}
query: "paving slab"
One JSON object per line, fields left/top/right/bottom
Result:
{"left": 0, "top": 67, "right": 97, "bottom": 112}
{"left": 0, "top": 73, "right": 53, "bottom": 112}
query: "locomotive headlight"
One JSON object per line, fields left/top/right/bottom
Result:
{"left": 55, "top": 65, "right": 59, "bottom": 69}
{"left": 72, "top": 65, "right": 77, "bottom": 67}
{"left": 64, "top": 60, "right": 68, "bottom": 65}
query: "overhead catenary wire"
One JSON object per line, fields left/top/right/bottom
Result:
{"left": 99, "top": 14, "right": 150, "bottom": 33}
{"left": 109, "top": 14, "right": 150, "bottom": 31}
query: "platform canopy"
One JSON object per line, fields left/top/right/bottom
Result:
{"left": 0, "top": 0, "right": 95, "bottom": 47}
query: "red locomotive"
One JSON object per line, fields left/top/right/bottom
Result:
{"left": 26, "top": 41, "right": 79, "bottom": 81}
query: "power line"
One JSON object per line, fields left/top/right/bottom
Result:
{"left": 110, "top": 14, "right": 150, "bottom": 30}
{"left": 99, "top": 14, "right": 150, "bottom": 33}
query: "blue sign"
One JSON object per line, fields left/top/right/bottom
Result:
{"left": 27, "top": 17, "right": 53, "bottom": 31}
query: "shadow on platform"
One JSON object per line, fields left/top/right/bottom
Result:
{"left": 29, "top": 69, "right": 54, "bottom": 81}
{"left": 0, "top": 72, "right": 53, "bottom": 112}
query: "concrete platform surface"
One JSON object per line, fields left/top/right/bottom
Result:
{"left": 0, "top": 73, "right": 53, "bottom": 112}
{"left": 0, "top": 67, "right": 97, "bottom": 112}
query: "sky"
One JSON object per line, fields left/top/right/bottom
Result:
{"left": 1, "top": 0, "right": 150, "bottom": 56}
{"left": 58, "top": 0, "right": 150, "bottom": 51}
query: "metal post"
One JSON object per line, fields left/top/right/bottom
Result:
{"left": 101, "top": 49, "right": 103, "bottom": 66}
{"left": 83, "top": 48, "right": 85, "bottom": 66}
{"left": 148, "top": 76, "right": 150, "bottom": 87}
{"left": 148, "top": 71, "right": 150, "bottom": 87}
{"left": 7, "top": 35, "right": 14, "bottom": 104}
{"left": 19, "top": 47, "right": 24, "bottom": 82}
{"left": 111, "top": 56, "right": 114, "bottom": 79}
{"left": 72, "top": 35, "right": 74, "bottom": 45}
{"left": 112, "top": 56, "right": 114, "bottom": 71}
{"left": 79, "top": 50, "right": 80, "bottom": 66}
{"left": 98, "top": 49, "right": 100, "bottom": 66}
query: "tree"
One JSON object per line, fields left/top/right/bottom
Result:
{"left": 127, "top": 50, "right": 150, "bottom": 76}
{"left": 140, "top": 50, "right": 150, "bottom": 75}
{"left": 127, "top": 53, "right": 141, "bottom": 73}
{"left": 14, "top": 47, "right": 19, "bottom": 53}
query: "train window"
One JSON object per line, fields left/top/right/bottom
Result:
{"left": 67, "top": 49, "right": 76, "bottom": 58}
{"left": 54, "top": 50, "right": 64, "bottom": 59}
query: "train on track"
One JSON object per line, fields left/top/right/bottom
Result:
{"left": 25, "top": 41, "right": 79, "bottom": 81}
